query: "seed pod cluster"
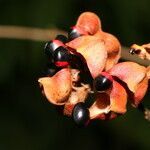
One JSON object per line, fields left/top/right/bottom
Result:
{"left": 38, "top": 12, "right": 149, "bottom": 126}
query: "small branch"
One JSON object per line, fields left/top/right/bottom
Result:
{"left": 0, "top": 25, "right": 67, "bottom": 41}
{"left": 121, "top": 46, "right": 150, "bottom": 66}
{"left": 0, "top": 25, "right": 149, "bottom": 66}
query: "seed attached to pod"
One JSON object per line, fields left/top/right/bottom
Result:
{"left": 44, "top": 40, "right": 64, "bottom": 59}
{"left": 94, "top": 73, "right": 113, "bottom": 91}
{"left": 55, "top": 34, "right": 68, "bottom": 43}
{"left": 129, "top": 49, "right": 136, "bottom": 55}
{"left": 68, "top": 26, "right": 88, "bottom": 41}
{"left": 72, "top": 102, "right": 90, "bottom": 127}
{"left": 54, "top": 46, "right": 71, "bottom": 67}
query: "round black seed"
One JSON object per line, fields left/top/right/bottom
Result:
{"left": 55, "top": 34, "right": 68, "bottom": 43}
{"left": 94, "top": 75, "right": 112, "bottom": 91}
{"left": 72, "top": 102, "right": 89, "bottom": 126}
{"left": 129, "top": 49, "right": 136, "bottom": 55}
{"left": 44, "top": 40, "right": 63, "bottom": 60}
{"left": 44, "top": 41, "right": 55, "bottom": 57}
{"left": 68, "top": 28, "right": 82, "bottom": 41}
{"left": 53, "top": 46, "right": 70, "bottom": 63}
{"left": 44, "top": 42, "right": 56, "bottom": 63}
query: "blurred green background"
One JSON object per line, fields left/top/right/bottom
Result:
{"left": 0, "top": 0, "right": 150, "bottom": 150}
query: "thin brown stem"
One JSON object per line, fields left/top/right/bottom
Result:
{"left": 0, "top": 25, "right": 67, "bottom": 41}
{"left": 121, "top": 46, "right": 150, "bottom": 66}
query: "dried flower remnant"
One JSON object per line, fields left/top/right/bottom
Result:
{"left": 38, "top": 12, "right": 149, "bottom": 126}
{"left": 130, "top": 43, "right": 150, "bottom": 60}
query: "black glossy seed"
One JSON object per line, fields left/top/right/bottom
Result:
{"left": 55, "top": 34, "right": 68, "bottom": 43}
{"left": 44, "top": 42, "right": 55, "bottom": 63}
{"left": 68, "top": 28, "right": 82, "bottom": 41}
{"left": 94, "top": 75, "right": 112, "bottom": 91}
{"left": 44, "top": 41, "right": 55, "bottom": 57}
{"left": 44, "top": 40, "right": 63, "bottom": 60}
{"left": 53, "top": 46, "right": 70, "bottom": 63}
{"left": 72, "top": 102, "right": 89, "bottom": 126}
{"left": 129, "top": 49, "right": 136, "bottom": 55}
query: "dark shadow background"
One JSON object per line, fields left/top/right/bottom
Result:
{"left": 0, "top": 0, "right": 150, "bottom": 150}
